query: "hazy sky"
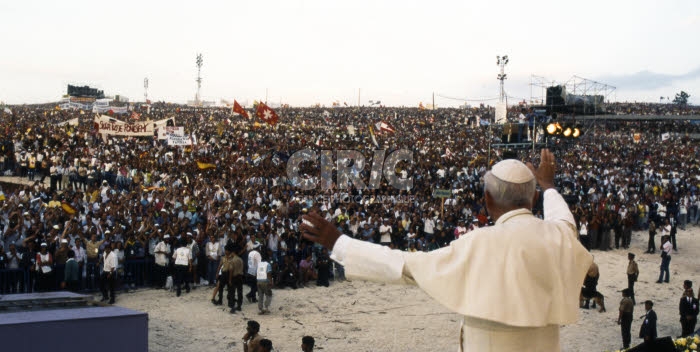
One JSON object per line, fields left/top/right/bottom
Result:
{"left": 1, "top": 0, "right": 698, "bottom": 107}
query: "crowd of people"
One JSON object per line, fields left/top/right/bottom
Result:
{"left": 1, "top": 101, "right": 699, "bottom": 349}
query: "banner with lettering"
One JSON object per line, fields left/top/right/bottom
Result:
{"left": 158, "top": 126, "right": 184, "bottom": 140}
{"left": 154, "top": 117, "right": 177, "bottom": 139}
{"left": 94, "top": 115, "right": 154, "bottom": 136}
{"left": 167, "top": 134, "right": 193, "bottom": 146}
{"left": 93, "top": 105, "right": 129, "bottom": 114}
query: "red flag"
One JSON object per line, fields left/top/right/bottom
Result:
{"left": 376, "top": 121, "right": 395, "bottom": 133}
{"left": 131, "top": 111, "right": 141, "bottom": 120}
{"left": 255, "top": 103, "right": 279, "bottom": 125}
{"left": 233, "top": 100, "right": 249, "bottom": 119}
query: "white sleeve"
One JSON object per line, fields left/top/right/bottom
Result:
{"left": 543, "top": 188, "right": 575, "bottom": 227}
{"left": 330, "top": 235, "right": 408, "bottom": 284}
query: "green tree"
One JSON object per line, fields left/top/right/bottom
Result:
{"left": 672, "top": 91, "right": 690, "bottom": 106}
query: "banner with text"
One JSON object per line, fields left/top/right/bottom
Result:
{"left": 167, "top": 134, "right": 193, "bottom": 146}
{"left": 95, "top": 115, "right": 154, "bottom": 136}
{"left": 158, "top": 126, "right": 184, "bottom": 140}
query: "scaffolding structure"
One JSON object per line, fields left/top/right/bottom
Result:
{"left": 563, "top": 75, "right": 616, "bottom": 103}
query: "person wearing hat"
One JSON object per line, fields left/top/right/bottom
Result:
{"left": 617, "top": 288, "right": 634, "bottom": 349}
{"left": 679, "top": 287, "right": 699, "bottom": 337}
{"left": 300, "top": 149, "right": 593, "bottom": 351}
{"left": 154, "top": 234, "right": 172, "bottom": 289}
{"left": 35, "top": 242, "right": 54, "bottom": 292}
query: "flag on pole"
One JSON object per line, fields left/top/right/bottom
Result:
{"left": 376, "top": 121, "right": 396, "bottom": 133}
{"left": 131, "top": 111, "right": 141, "bottom": 120}
{"left": 255, "top": 102, "right": 279, "bottom": 125}
{"left": 369, "top": 124, "right": 379, "bottom": 148}
{"left": 196, "top": 161, "right": 217, "bottom": 170}
{"left": 233, "top": 100, "right": 249, "bottom": 119}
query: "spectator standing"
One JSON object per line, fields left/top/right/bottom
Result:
{"left": 657, "top": 235, "right": 672, "bottom": 283}
{"left": 256, "top": 252, "right": 273, "bottom": 315}
{"left": 154, "top": 234, "right": 171, "bottom": 289}
{"left": 205, "top": 234, "right": 220, "bottom": 287}
{"left": 100, "top": 244, "right": 117, "bottom": 304}
{"left": 35, "top": 242, "right": 53, "bottom": 292}
{"left": 246, "top": 244, "right": 261, "bottom": 303}
{"left": 626, "top": 253, "right": 639, "bottom": 304}
{"left": 646, "top": 221, "right": 656, "bottom": 254}
{"left": 63, "top": 250, "right": 80, "bottom": 292}
{"left": 172, "top": 238, "right": 192, "bottom": 297}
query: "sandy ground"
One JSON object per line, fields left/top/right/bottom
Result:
{"left": 106, "top": 224, "right": 700, "bottom": 352}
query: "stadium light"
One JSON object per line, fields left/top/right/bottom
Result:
{"left": 546, "top": 122, "right": 562, "bottom": 135}
{"left": 562, "top": 125, "right": 573, "bottom": 137}
{"left": 572, "top": 126, "right": 582, "bottom": 138}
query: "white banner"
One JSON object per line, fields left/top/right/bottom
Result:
{"left": 495, "top": 102, "right": 507, "bottom": 124}
{"left": 57, "top": 118, "right": 79, "bottom": 126}
{"left": 154, "top": 117, "right": 176, "bottom": 139}
{"left": 92, "top": 105, "right": 129, "bottom": 114}
{"left": 95, "top": 115, "right": 154, "bottom": 136}
{"left": 661, "top": 132, "right": 670, "bottom": 141}
{"left": 167, "top": 134, "right": 193, "bottom": 146}
{"left": 158, "top": 126, "right": 183, "bottom": 140}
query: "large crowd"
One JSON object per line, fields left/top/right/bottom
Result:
{"left": 0, "top": 102, "right": 699, "bottom": 345}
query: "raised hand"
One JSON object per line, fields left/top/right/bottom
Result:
{"left": 300, "top": 212, "right": 342, "bottom": 250}
{"left": 526, "top": 148, "right": 556, "bottom": 191}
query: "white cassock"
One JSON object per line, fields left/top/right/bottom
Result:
{"left": 331, "top": 189, "right": 593, "bottom": 351}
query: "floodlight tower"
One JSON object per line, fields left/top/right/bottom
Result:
{"left": 195, "top": 53, "right": 203, "bottom": 105}
{"left": 496, "top": 55, "right": 509, "bottom": 103}
{"left": 143, "top": 78, "right": 149, "bottom": 102}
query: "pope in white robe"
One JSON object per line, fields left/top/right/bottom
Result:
{"left": 301, "top": 149, "right": 593, "bottom": 351}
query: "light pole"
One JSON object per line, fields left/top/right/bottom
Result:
{"left": 195, "top": 54, "right": 203, "bottom": 106}
{"left": 496, "top": 55, "right": 509, "bottom": 103}
{"left": 143, "top": 78, "right": 149, "bottom": 103}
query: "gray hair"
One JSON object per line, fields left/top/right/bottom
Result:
{"left": 483, "top": 171, "right": 536, "bottom": 208}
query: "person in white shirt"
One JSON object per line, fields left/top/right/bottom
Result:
{"left": 206, "top": 234, "right": 220, "bottom": 286}
{"left": 378, "top": 219, "right": 392, "bottom": 246}
{"left": 657, "top": 235, "right": 673, "bottom": 284}
{"left": 100, "top": 245, "right": 118, "bottom": 304}
{"left": 246, "top": 245, "right": 261, "bottom": 303}
{"left": 172, "top": 239, "right": 192, "bottom": 297}
{"left": 154, "top": 235, "right": 172, "bottom": 289}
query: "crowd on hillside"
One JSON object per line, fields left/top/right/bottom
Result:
{"left": 0, "top": 102, "right": 699, "bottom": 300}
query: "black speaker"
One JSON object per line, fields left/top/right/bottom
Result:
{"left": 627, "top": 336, "right": 675, "bottom": 352}
{"left": 546, "top": 86, "right": 566, "bottom": 109}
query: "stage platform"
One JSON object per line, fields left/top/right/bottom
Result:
{"left": 0, "top": 292, "right": 148, "bottom": 352}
